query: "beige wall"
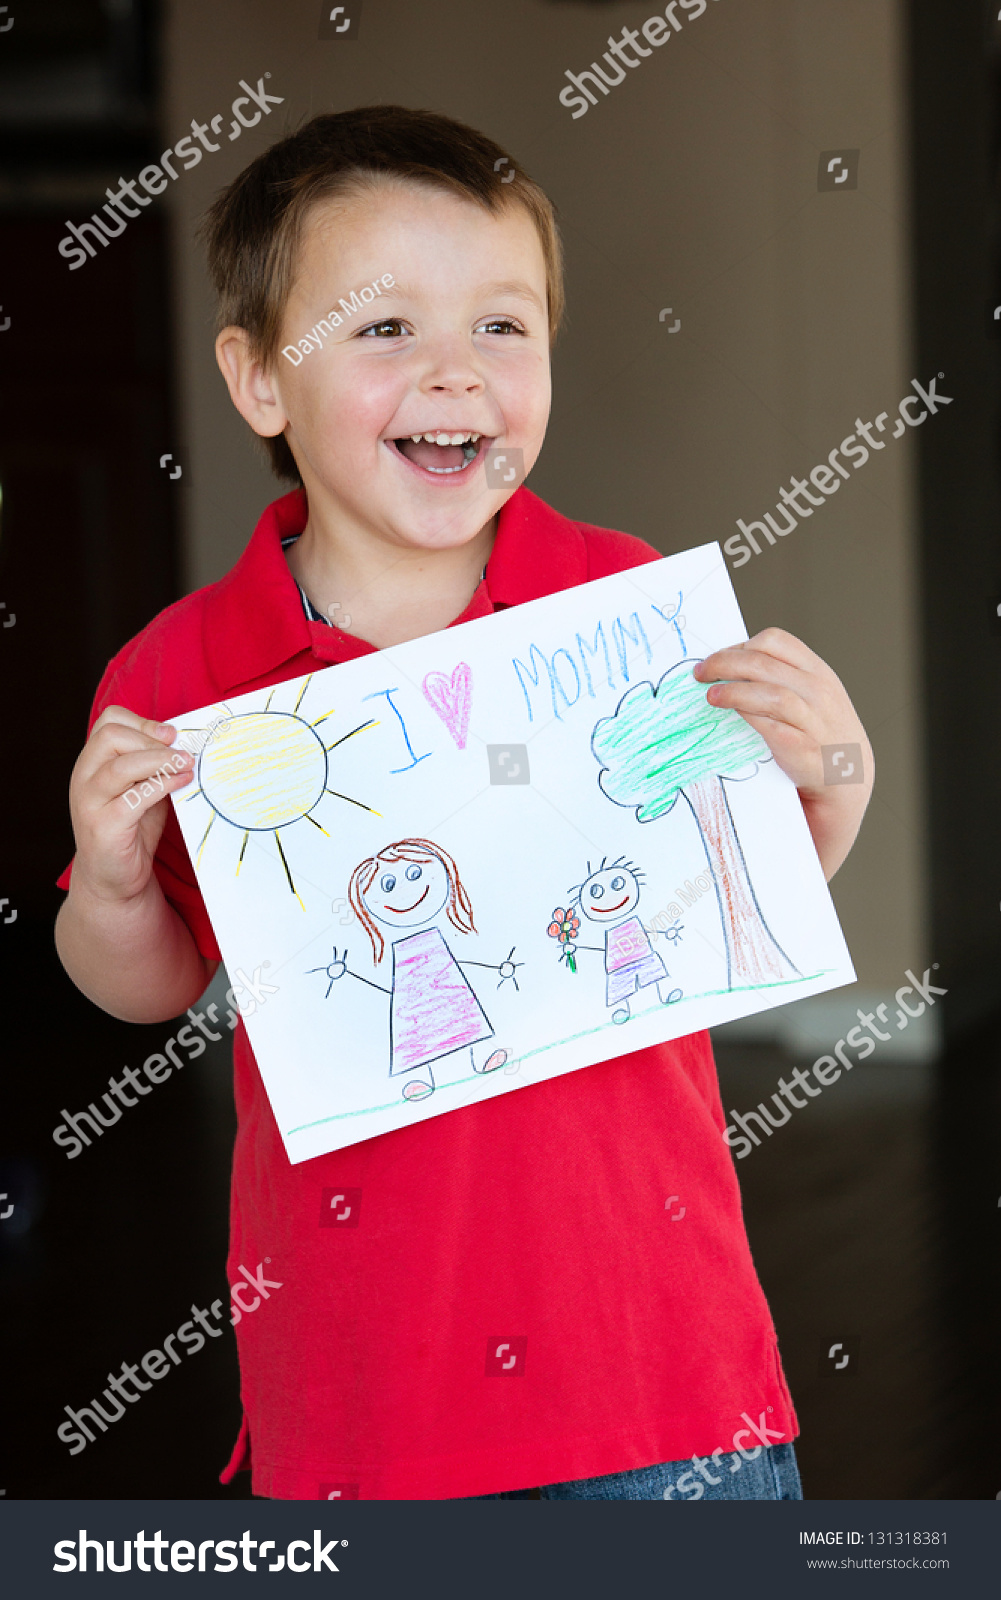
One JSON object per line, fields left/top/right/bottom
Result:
{"left": 162, "top": 0, "right": 925, "bottom": 991}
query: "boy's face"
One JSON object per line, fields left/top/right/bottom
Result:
{"left": 578, "top": 867, "right": 641, "bottom": 925}
{"left": 271, "top": 182, "right": 552, "bottom": 552}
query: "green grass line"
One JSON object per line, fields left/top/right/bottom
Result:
{"left": 285, "top": 969, "right": 832, "bottom": 1137}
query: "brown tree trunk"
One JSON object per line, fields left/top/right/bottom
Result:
{"left": 683, "top": 776, "right": 799, "bottom": 988}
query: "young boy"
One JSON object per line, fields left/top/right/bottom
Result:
{"left": 55, "top": 106, "right": 873, "bottom": 1501}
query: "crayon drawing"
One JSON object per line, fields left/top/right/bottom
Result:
{"left": 309, "top": 838, "right": 522, "bottom": 1100}
{"left": 422, "top": 662, "right": 473, "bottom": 748}
{"left": 548, "top": 858, "right": 683, "bottom": 1024}
{"left": 170, "top": 543, "right": 855, "bottom": 1162}
{"left": 179, "top": 676, "right": 379, "bottom": 906}
{"left": 592, "top": 658, "right": 799, "bottom": 988}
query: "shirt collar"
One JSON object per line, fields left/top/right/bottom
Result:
{"left": 203, "top": 484, "right": 588, "bottom": 692}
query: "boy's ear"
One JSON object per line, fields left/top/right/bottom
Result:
{"left": 214, "top": 326, "right": 288, "bottom": 439}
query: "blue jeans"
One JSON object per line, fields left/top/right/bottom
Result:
{"left": 468, "top": 1442, "right": 802, "bottom": 1500}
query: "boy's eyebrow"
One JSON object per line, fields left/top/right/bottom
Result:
{"left": 385, "top": 278, "right": 546, "bottom": 313}
{"left": 479, "top": 280, "right": 546, "bottom": 312}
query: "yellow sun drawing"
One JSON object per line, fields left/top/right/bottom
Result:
{"left": 181, "top": 677, "right": 380, "bottom": 908}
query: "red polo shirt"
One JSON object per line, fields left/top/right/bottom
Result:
{"left": 59, "top": 486, "right": 797, "bottom": 1499}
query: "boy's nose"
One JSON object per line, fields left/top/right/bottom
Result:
{"left": 419, "top": 334, "right": 486, "bottom": 395}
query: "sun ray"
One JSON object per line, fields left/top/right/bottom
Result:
{"left": 196, "top": 811, "right": 216, "bottom": 866}
{"left": 235, "top": 830, "right": 250, "bottom": 876}
{"left": 325, "top": 717, "right": 378, "bottom": 752}
{"left": 274, "top": 830, "right": 305, "bottom": 911}
{"left": 192, "top": 701, "right": 379, "bottom": 907}
{"left": 183, "top": 788, "right": 203, "bottom": 802}
{"left": 310, "top": 709, "right": 337, "bottom": 728}
{"left": 325, "top": 787, "right": 382, "bottom": 817}
{"left": 301, "top": 812, "right": 330, "bottom": 836}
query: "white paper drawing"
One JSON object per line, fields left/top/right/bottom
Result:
{"left": 170, "top": 543, "right": 856, "bottom": 1163}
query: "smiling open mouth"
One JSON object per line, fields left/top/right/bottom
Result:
{"left": 392, "top": 431, "right": 485, "bottom": 475}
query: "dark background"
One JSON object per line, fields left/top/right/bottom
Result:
{"left": 1, "top": 0, "right": 999, "bottom": 1500}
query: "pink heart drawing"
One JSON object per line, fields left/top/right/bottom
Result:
{"left": 422, "top": 662, "right": 473, "bottom": 750}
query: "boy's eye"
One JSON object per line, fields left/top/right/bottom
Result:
{"left": 380, "top": 873, "right": 397, "bottom": 892}
{"left": 590, "top": 883, "right": 604, "bottom": 899}
{"left": 477, "top": 317, "right": 524, "bottom": 336}
{"left": 360, "top": 319, "right": 409, "bottom": 339}
{"left": 405, "top": 865, "right": 422, "bottom": 882}
{"left": 611, "top": 876, "right": 625, "bottom": 891}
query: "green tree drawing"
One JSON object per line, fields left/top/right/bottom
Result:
{"left": 591, "top": 660, "right": 799, "bottom": 988}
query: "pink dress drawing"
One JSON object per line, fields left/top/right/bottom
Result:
{"left": 389, "top": 927, "right": 494, "bottom": 1076}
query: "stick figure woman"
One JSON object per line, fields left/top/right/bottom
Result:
{"left": 556, "top": 857, "right": 682, "bottom": 1026}
{"left": 309, "top": 838, "right": 521, "bottom": 1103}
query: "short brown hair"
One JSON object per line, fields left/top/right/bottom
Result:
{"left": 202, "top": 105, "right": 564, "bottom": 482}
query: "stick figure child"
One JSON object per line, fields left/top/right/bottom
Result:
{"left": 310, "top": 838, "right": 521, "bottom": 1102}
{"left": 556, "top": 857, "right": 682, "bottom": 1026}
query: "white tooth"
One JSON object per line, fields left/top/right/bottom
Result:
{"left": 423, "top": 433, "right": 438, "bottom": 443}
{"left": 434, "top": 432, "right": 452, "bottom": 445}
{"left": 469, "top": 433, "right": 480, "bottom": 442}
{"left": 410, "top": 434, "right": 423, "bottom": 443}
{"left": 448, "top": 433, "right": 465, "bottom": 445}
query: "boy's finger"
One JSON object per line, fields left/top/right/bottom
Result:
{"left": 742, "top": 627, "right": 822, "bottom": 671}
{"left": 704, "top": 678, "right": 819, "bottom": 736}
{"left": 90, "top": 705, "right": 176, "bottom": 744}
{"left": 111, "top": 763, "right": 195, "bottom": 822}
{"left": 694, "top": 647, "right": 815, "bottom": 700}
{"left": 75, "top": 718, "right": 178, "bottom": 787}
{"left": 695, "top": 629, "right": 822, "bottom": 680}
{"left": 84, "top": 766, "right": 195, "bottom": 837}
{"left": 85, "top": 748, "right": 196, "bottom": 808}
{"left": 728, "top": 712, "right": 820, "bottom": 780}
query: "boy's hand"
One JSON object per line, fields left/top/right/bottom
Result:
{"left": 692, "top": 629, "right": 873, "bottom": 881}
{"left": 67, "top": 706, "right": 195, "bottom": 904}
